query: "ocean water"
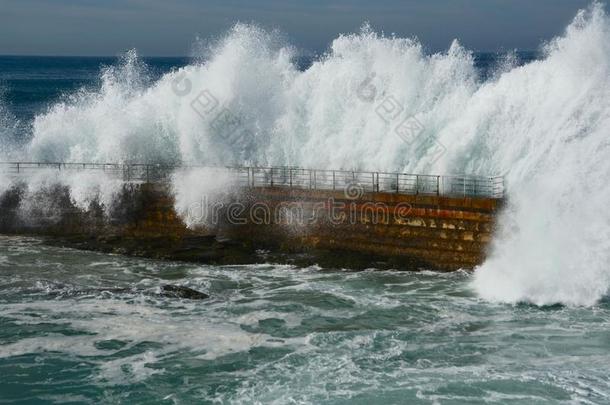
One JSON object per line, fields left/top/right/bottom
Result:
{"left": 1, "top": 236, "right": 610, "bottom": 404}
{"left": 2, "top": 2, "right": 610, "bottom": 403}
{"left": 0, "top": 56, "right": 191, "bottom": 125}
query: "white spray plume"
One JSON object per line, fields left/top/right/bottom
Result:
{"left": 3, "top": 3, "right": 610, "bottom": 306}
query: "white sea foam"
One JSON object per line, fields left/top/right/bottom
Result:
{"left": 470, "top": 4, "right": 610, "bottom": 306}
{"left": 170, "top": 166, "right": 237, "bottom": 228}
{"left": 2, "top": 4, "right": 610, "bottom": 305}
{"left": 0, "top": 94, "right": 21, "bottom": 160}
{"left": 0, "top": 297, "right": 276, "bottom": 384}
{"left": 7, "top": 169, "right": 124, "bottom": 226}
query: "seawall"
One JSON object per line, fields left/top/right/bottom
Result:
{"left": 0, "top": 163, "right": 504, "bottom": 271}
{"left": 220, "top": 187, "right": 501, "bottom": 271}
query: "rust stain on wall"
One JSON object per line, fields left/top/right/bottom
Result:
{"left": 218, "top": 187, "right": 502, "bottom": 271}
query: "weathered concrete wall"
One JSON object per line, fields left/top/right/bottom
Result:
{"left": 0, "top": 182, "right": 502, "bottom": 270}
{"left": 218, "top": 187, "right": 501, "bottom": 271}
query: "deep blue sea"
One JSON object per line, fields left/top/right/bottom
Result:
{"left": 0, "top": 56, "right": 189, "bottom": 134}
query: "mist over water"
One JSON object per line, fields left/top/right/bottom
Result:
{"left": 1, "top": 4, "right": 609, "bottom": 306}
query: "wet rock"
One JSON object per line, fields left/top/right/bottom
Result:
{"left": 160, "top": 285, "right": 209, "bottom": 300}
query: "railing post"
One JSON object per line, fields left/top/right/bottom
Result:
{"left": 372, "top": 172, "right": 375, "bottom": 193}
{"left": 437, "top": 175, "right": 440, "bottom": 196}
{"left": 2, "top": 161, "right": 504, "bottom": 199}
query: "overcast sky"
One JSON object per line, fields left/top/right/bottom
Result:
{"left": 0, "top": 0, "right": 603, "bottom": 56}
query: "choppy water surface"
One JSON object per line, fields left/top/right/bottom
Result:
{"left": 0, "top": 236, "right": 609, "bottom": 404}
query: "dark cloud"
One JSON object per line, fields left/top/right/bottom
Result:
{"left": 0, "top": 0, "right": 602, "bottom": 56}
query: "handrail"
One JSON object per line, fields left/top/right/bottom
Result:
{"left": 0, "top": 162, "right": 505, "bottom": 199}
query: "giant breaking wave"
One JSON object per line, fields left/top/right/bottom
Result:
{"left": 1, "top": 3, "right": 609, "bottom": 306}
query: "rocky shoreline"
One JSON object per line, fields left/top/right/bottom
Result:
{"left": 40, "top": 233, "right": 414, "bottom": 271}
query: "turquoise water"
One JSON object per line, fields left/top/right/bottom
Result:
{"left": 1, "top": 236, "right": 609, "bottom": 404}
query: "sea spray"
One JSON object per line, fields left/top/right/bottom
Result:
{"left": 0, "top": 94, "right": 24, "bottom": 194}
{"left": 3, "top": 4, "right": 610, "bottom": 305}
{"left": 27, "top": 27, "right": 296, "bottom": 165}
{"left": 469, "top": 4, "right": 610, "bottom": 306}
{"left": 0, "top": 93, "right": 21, "bottom": 161}
{"left": 25, "top": 24, "right": 480, "bottom": 171}
{"left": 5, "top": 169, "right": 123, "bottom": 227}
{"left": 171, "top": 167, "right": 239, "bottom": 228}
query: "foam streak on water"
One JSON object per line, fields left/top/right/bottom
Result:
{"left": 1, "top": 236, "right": 610, "bottom": 403}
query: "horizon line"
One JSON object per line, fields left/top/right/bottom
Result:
{"left": 0, "top": 49, "right": 541, "bottom": 59}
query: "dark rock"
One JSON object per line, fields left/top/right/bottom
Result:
{"left": 160, "top": 284, "right": 209, "bottom": 300}
{"left": 0, "top": 184, "right": 25, "bottom": 232}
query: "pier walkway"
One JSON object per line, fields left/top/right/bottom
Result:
{"left": 0, "top": 162, "right": 504, "bottom": 199}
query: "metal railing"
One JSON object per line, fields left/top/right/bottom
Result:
{"left": 0, "top": 162, "right": 505, "bottom": 199}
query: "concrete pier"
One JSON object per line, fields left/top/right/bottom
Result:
{"left": 0, "top": 163, "right": 503, "bottom": 270}
{"left": 221, "top": 187, "right": 501, "bottom": 270}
